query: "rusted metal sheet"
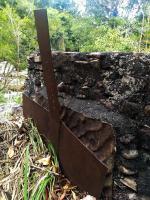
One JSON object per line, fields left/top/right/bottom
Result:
{"left": 23, "top": 94, "right": 49, "bottom": 139}
{"left": 34, "top": 9, "right": 60, "bottom": 151}
{"left": 23, "top": 9, "right": 116, "bottom": 198}
{"left": 59, "top": 122, "right": 107, "bottom": 197}
{"left": 61, "top": 106, "right": 115, "bottom": 198}
{"left": 23, "top": 94, "right": 110, "bottom": 197}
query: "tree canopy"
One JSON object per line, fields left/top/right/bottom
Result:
{"left": 0, "top": 0, "right": 150, "bottom": 69}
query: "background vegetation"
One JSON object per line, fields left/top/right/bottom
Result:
{"left": 0, "top": 0, "right": 150, "bottom": 70}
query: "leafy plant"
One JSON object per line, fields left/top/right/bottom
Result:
{"left": 23, "top": 145, "right": 30, "bottom": 200}
{"left": 0, "top": 0, "right": 150, "bottom": 72}
{"left": 14, "top": 95, "right": 22, "bottom": 104}
{"left": 0, "top": 5, "right": 37, "bottom": 70}
{"left": 47, "top": 143, "right": 59, "bottom": 167}
{"left": 30, "top": 172, "right": 55, "bottom": 200}
{"left": 28, "top": 119, "right": 46, "bottom": 154}
{"left": 0, "top": 91, "right": 6, "bottom": 104}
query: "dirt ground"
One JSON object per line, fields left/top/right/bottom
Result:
{"left": 0, "top": 108, "right": 93, "bottom": 200}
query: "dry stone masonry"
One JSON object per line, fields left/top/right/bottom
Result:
{"left": 25, "top": 51, "right": 150, "bottom": 200}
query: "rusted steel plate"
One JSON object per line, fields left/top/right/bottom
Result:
{"left": 61, "top": 106, "right": 115, "bottom": 198}
{"left": 23, "top": 94, "right": 108, "bottom": 197}
{"left": 23, "top": 94, "right": 115, "bottom": 198}
{"left": 23, "top": 94, "right": 49, "bottom": 139}
{"left": 59, "top": 122, "right": 107, "bottom": 197}
{"left": 34, "top": 9, "right": 60, "bottom": 151}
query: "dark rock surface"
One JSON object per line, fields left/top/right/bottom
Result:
{"left": 25, "top": 51, "right": 150, "bottom": 200}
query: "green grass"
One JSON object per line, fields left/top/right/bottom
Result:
{"left": 0, "top": 119, "right": 83, "bottom": 199}
{"left": 30, "top": 172, "right": 55, "bottom": 200}
{"left": 0, "top": 118, "right": 61, "bottom": 199}
{"left": 0, "top": 91, "right": 6, "bottom": 104}
{"left": 14, "top": 95, "right": 22, "bottom": 104}
{"left": 28, "top": 119, "right": 46, "bottom": 154}
{"left": 22, "top": 120, "right": 58, "bottom": 200}
{"left": 47, "top": 143, "right": 59, "bottom": 168}
{"left": 23, "top": 145, "right": 30, "bottom": 200}
{"left": 0, "top": 90, "right": 22, "bottom": 105}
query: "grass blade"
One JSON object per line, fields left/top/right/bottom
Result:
{"left": 23, "top": 145, "right": 30, "bottom": 200}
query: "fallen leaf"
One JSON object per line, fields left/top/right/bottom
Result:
{"left": 63, "top": 184, "right": 69, "bottom": 190}
{"left": 72, "top": 191, "right": 77, "bottom": 200}
{"left": 14, "top": 139, "right": 22, "bottom": 146}
{"left": 52, "top": 165, "right": 59, "bottom": 173}
{"left": 13, "top": 117, "right": 23, "bottom": 128}
{"left": 36, "top": 156, "right": 51, "bottom": 166}
{"left": 0, "top": 191, "right": 8, "bottom": 200}
{"left": 7, "top": 146, "right": 14, "bottom": 158}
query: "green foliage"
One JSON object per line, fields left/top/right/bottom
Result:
{"left": 94, "top": 28, "right": 136, "bottom": 52}
{"left": 25, "top": 120, "right": 57, "bottom": 200}
{"left": 29, "top": 120, "right": 46, "bottom": 154}
{"left": 85, "top": 0, "right": 120, "bottom": 18}
{"left": 0, "top": 0, "right": 150, "bottom": 71}
{"left": 45, "top": 7, "right": 150, "bottom": 52}
{"left": 0, "top": 91, "right": 6, "bottom": 104}
{"left": 23, "top": 145, "right": 30, "bottom": 200}
{"left": 47, "top": 143, "right": 59, "bottom": 167}
{"left": 14, "top": 95, "right": 22, "bottom": 104}
{"left": 30, "top": 173, "right": 55, "bottom": 200}
{"left": 50, "top": 0, "right": 75, "bottom": 13}
{"left": 0, "top": 5, "right": 37, "bottom": 70}
{"left": 47, "top": 8, "right": 74, "bottom": 50}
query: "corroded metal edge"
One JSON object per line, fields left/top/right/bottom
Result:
{"left": 23, "top": 94, "right": 109, "bottom": 197}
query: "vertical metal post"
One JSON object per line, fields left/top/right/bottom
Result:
{"left": 34, "top": 9, "right": 60, "bottom": 152}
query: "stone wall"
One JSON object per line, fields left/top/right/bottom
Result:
{"left": 25, "top": 51, "right": 150, "bottom": 200}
